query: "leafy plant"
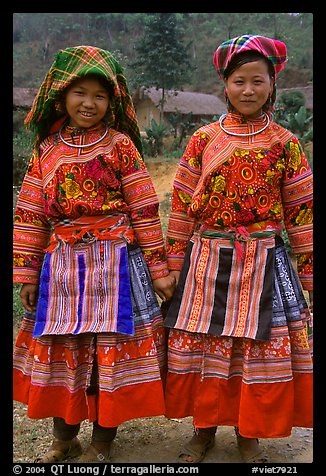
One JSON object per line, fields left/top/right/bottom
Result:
{"left": 274, "top": 90, "right": 313, "bottom": 151}
{"left": 276, "top": 106, "right": 313, "bottom": 145}
{"left": 201, "top": 114, "right": 221, "bottom": 125}
{"left": 167, "top": 111, "right": 197, "bottom": 147}
{"left": 13, "top": 283, "right": 25, "bottom": 326}
{"left": 279, "top": 90, "right": 305, "bottom": 114}
{"left": 144, "top": 119, "right": 169, "bottom": 156}
{"left": 13, "top": 110, "right": 33, "bottom": 187}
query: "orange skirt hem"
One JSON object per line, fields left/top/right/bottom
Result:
{"left": 14, "top": 369, "right": 165, "bottom": 427}
{"left": 164, "top": 372, "right": 313, "bottom": 438}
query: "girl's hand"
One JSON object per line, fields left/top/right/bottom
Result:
{"left": 169, "top": 270, "right": 181, "bottom": 287}
{"left": 153, "top": 273, "right": 177, "bottom": 302}
{"left": 20, "top": 283, "right": 39, "bottom": 312}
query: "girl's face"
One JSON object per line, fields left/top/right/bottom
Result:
{"left": 224, "top": 59, "right": 273, "bottom": 119}
{"left": 65, "top": 76, "right": 110, "bottom": 128}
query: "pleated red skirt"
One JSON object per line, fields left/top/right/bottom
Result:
{"left": 165, "top": 320, "right": 313, "bottom": 438}
{"left": 13, "top": 315, "right": 166, "bottom": 427}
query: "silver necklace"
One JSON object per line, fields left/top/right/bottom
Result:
{"left": 59, "top": 124, "right": 109, "bottom": 148}
{"left": 219, "top": 112, "right": 270, "bottom": 137}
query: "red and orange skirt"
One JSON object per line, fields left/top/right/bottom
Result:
{"left": 164, "top": 235, "right": 313, "bottom": 438}
{"left": 13, "top": 243, "right": 166, "bottom": 427}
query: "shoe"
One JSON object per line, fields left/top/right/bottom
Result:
{"left": 34, "top": 437, "right": 82, "bottom": 463}
{"left": 179, "top": 429, "right": 215, "bottom": 463}
{"left": 235, "top": 427, "right": 268, "bottom": 463}
{"left": 77, "top": 442, "right": 113, "bottom": 463}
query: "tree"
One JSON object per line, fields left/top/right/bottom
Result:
{"left": 130, "top": 13, "right": 192, "bottom": 123}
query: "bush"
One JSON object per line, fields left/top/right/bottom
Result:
{"left": 13, "top": 109, "right": 33, "bottom": 187}
{"left": 13, "top": 283, "right": 25, "bottom": 327}
{"left": 144, "top": 119, "right": 169, "bottom": 156}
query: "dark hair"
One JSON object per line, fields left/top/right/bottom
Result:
{"left": 64, "top": 73, "right": 112, "bottom": 95}
{"left": 57, "top": 73, "right": 114, "bottom": 124}
{"left": 224, "top": 50, "right": 275, "bottom": 80}
{"left": 224, "top": 50, "right": 276, "bottom": 112}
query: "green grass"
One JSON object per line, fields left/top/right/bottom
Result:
{"left": 13, "top": 283, "right": 25, "bottom": 328}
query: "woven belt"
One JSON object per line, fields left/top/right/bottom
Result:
{"left": 200, "top": 225, "right": 280, "bottom": 259}
{"left": 44, "top": 214, "right": 135, "bottom": 252}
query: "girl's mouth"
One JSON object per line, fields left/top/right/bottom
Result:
{"left": 79, "top": 111, "right": 95, "bottom": 117}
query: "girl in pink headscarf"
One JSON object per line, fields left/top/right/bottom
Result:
{"left": 163, "top": 35, "right": 313, "bottom": 463}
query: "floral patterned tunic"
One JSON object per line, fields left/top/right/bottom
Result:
{"left": 13, "top": 123, "right": 169, "bottom": 284}
{"left": 166, "top": 112, "right": 313, "bottom": 290}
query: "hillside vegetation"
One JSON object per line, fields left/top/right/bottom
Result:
{"left": 13, "top": 13, "right": 313, "bottom": 94}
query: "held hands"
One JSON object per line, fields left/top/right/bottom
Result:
{"left": 20, "top": 283, "right": 39, "bottom": 312}
{"left": 19, "top": 272, "right": 184, "bottom": 311}
{"left": 168, "top": 270, "right": 181, "bottom": 288}
{"left": 153, "top": 271, "right": 180, "bottom": 302}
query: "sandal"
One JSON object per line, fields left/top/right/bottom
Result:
{"left": 235, "top": 427, "right": 268, "bottom": 463}
{"left": 179, "top": 429, "right": 215, "bottom": 463}
{"left": 77, "top": 442, "right": 113, "bottom": 463}
{"left": 34, "top": 437, "right": 82, "bottom": 463}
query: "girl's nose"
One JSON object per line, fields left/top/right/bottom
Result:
{"left": 82, "top": 96, "right": 95, "bottom": 108}
{"left": 243, "top": 85, "right": 254, "bottom": 96}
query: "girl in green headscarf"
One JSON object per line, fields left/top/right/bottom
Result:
{"left": 13, "top": 45, "right": 175, "bottom": 463}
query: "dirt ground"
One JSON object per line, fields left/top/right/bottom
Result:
{"left": 12, "top": 160, "right": 313, "bottom": 464}
{"left": 13, "top": 401, "right": 313, "bottom": 464}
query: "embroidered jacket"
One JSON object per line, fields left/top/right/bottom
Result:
{"left": 166, "top": 113, "right": 313, "bottom": 290}
{"left": 13, "top": 124, "right": 169, "bottom": 283}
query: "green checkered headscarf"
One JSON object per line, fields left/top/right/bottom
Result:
{"left": 25, "top": 45, "right": 143, "bottom": 156}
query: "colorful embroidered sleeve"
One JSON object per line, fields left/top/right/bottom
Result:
{"left": 166, "top": 129, "right": 211, "bottom": 270}
{"left": 282, "top": 136, "right": 313, "bottom": 290}
{"left": 117, "top": 136, "right": 169, "bottom": 280}
{"left": 13, "top": 150, "right": 52, "bottom": 284}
